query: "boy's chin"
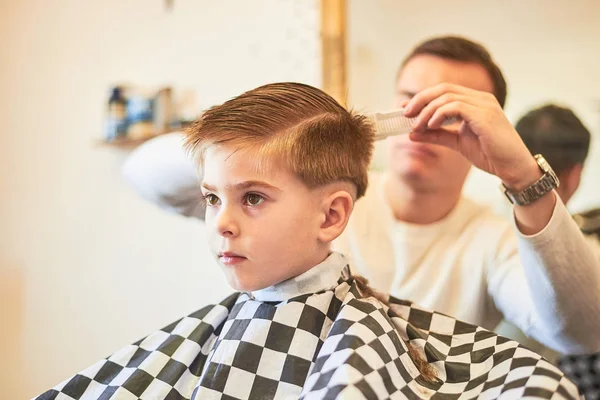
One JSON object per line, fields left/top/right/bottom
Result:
{"left": 226, "top": 274, "right": 272, "bottom": 293}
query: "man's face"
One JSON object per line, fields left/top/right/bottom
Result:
{"left": 201, "top": 146, "right": 324, "bottom": 292}
{"left": 389, "top": 54, "right": 495, "bottom": 192}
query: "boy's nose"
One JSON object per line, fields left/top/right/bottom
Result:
{"left": 215, "top": 206, "right": 240, "bottom": 238}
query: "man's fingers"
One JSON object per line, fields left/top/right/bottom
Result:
{"left": 404, "top": 83, "right": 494, "bottom": 118}
{"left": 411, "top": 94, "right": 472, "bottom": 132}
{"left": 427, "top": 102, "right": 478, "bottom": 130}
{"left": 409, "top": 129, "right": 460, "bottom": 152}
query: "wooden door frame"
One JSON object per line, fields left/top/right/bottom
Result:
{"left": 321, "top": 0, "right": 347, "bottom": 106}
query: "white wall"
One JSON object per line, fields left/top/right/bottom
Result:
{"left": 0, "top": 0, "right": 320, "bottom": 397}
{"left": 348, "top": 0, "right": 600, "bottom": 213}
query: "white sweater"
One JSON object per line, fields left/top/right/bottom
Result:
{"left": 336, "top": 173, "right": 600, "bottom": 354}
{"left": 123, "top": 133, "right": 600, "bottom": 354}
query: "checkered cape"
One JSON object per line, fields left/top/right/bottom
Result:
{"left": 36, "top": 269, "right": 580, "bottom": 399}
{"left": 559, "top": 353, "right": 600, "bottom": 399}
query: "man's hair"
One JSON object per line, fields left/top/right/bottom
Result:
{"left": 185, "top": 82, "right": 374, "bottom": 198}
{"left": 515, "top": 104, "right": 591, "bottom": 175}
{"left": 399, "top": 36, "right": 508, "bottom": 108}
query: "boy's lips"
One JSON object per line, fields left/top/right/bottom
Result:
{"left": 219, "top": 251, "right": 247, "bottom": 265}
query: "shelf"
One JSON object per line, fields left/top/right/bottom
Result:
{"left": 95, "top": 134, "right": 166, "bottom": 149}
{"left": 96, "top": 123, "right": 193, "bottom": 149}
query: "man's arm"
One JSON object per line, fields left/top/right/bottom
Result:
{"left": 122, "top": 132, "right": 205, "bottom": 219}
{"left": 487, "top": 196, "right": 600, "bottom": 354}
{"left": 404, "top": 85, "right": 600, "bottom": 353}
{"left": 404, "top": 83, "right": 559, "bottom": 234}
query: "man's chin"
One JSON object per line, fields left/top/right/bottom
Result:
{"left": 390, "top": 166, "right": 430, "bottom": 183}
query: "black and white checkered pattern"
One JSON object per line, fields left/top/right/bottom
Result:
{"left": 303, "top": 291, "right": 580, "bottom": 399}
{"left": 559, "top": 353, "right": 600, "bottom": 399}
{"left": 36, "top": 268, "right": 580, "bottom": 399}
{"left": 190, "top": 280, "right": 349, "bottom": 399}
{"left": 36, "top": 294, "right": 238, "bottom": 400}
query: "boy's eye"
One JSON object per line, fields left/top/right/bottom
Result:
{"left": 245, "top": 193, "right": 264, "bottom": 206}
{"left": 204, "top": 193, "right": 220, "bottom": 206}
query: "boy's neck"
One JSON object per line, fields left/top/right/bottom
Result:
{"left": 250, "top": 252, "right": 346, "bottom": 302}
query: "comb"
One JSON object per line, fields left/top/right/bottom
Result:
{"left": 370, "top": 108, "right": 459, "bottom": 141}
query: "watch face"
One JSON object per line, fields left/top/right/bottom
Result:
{"left": 535, "top": 155, "right": 551, "bottom": 173}
{"left": 535, "top": 154, "right": 560, "bottom": 187}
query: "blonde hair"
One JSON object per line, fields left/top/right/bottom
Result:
{"left": 185, "top": 82, "right": 374, "bottom": 199}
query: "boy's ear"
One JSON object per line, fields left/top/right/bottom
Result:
{"left": 318, "top": 190, "right": 354, "bottom": 243}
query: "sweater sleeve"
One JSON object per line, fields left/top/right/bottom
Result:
{"left": 121, "top": 132, "right": 206, "bottom": 220}
{"left": 487, "top": 192, "right": 600, "bottom": 354}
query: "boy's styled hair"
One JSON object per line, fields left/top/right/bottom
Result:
{"left": 399, "top": 35, "right": 508, "bottom": 108}
{"left": 185, "top": 82, "right": 374, "bottom": 199}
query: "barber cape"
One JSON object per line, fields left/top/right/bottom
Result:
{"left": 37, "top": 253, "right": 579, "bottom": 400}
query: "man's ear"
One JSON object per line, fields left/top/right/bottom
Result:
{"left": 317, "top": 190, "right": 354, "bottom": 243}
{"left": 558, "top": 163, "right": 583, "bottom": 204}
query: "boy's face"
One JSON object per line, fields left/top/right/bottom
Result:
{"left": 201, "top": 145, "right": 329, "bottom": 292}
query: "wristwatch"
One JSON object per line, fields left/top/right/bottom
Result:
{"left": 501, "top": 154, "right": 560, "bottom": 206}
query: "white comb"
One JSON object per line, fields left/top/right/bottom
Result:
{"left": 370, "top": 108, "right": 460, "bottom": 141}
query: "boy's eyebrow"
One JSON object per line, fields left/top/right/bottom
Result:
{"left": 201, "top": 180, "right": 283, "bottom": 192}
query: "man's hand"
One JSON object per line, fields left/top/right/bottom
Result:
{"left": 403, "top": 83, "right": 541, "bottom": 191}
{"left": 403, "top": 83, "right": 557, "bottom": 234}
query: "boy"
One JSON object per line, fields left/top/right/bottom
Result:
{"left": 37, "top": 83, "right": 579, "bottom": 399}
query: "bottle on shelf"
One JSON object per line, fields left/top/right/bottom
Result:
{"left": 104, "top": 86, "right": 127, "bottom": 142}
{"left": 126, "top": 94, "right": 154, "bottom": 140}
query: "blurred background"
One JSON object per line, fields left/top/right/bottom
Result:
{"left": 1, "top": 0, "right": 599, "bottom": 398}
